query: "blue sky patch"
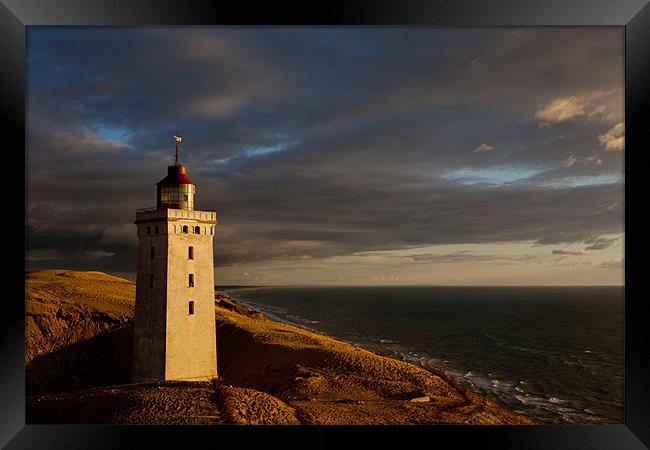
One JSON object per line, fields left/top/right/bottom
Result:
{"left": 442, "top": 165, "right": 549, "bottom": 186}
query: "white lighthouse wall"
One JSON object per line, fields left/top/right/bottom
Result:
{"left": 132, "top": 222, "right": 169, "bottom": 381}
{"left": 164, "top": 217, "right": 218, "bottom": 381}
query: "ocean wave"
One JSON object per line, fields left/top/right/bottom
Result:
{"left": 404, "top": 351, "right": 600, "bottom": 424}
{"left": 515, "top": 394, "right": 532, "bottom": 405}
{"left": 512, "top": 345, "right": 542, "bottom": 355}
{"left": 233, "top": 298, "right": 288, "bottom": 315}
{"left": 411, "top": 356, "right": 597, "bottom": 424}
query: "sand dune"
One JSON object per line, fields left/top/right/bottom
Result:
{"left": 25, "top": 270, "right": 133, "bottom": 362}
{"left": 25, "top": 270, "right": 533, "bottom": 425}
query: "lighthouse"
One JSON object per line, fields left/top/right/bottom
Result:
{"left": 132, "top": 131, "right": 218, "bottom": 382}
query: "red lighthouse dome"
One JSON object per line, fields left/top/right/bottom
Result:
{"left": 156, "top": 131, "right": 196, "bottom": 210}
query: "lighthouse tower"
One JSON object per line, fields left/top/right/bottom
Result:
{"left": 132, "top": 131, "right": 217, "bottom": 382}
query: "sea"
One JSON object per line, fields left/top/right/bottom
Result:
{"left": 224, "top": 286, "right": 624, "bottom": 424}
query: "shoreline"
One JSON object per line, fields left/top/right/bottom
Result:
{"left": 221, "top": 289, "right": 536, "bottom": 423}
{"left": 222, "top": 288, "right": 612, "bottom": 425}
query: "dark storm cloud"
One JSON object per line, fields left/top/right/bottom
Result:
{"left": 551, "top": 250, "right": 585, "bottom": 256}
{"left": 535, "top": 233, "right": 593, "bottom": 246}
{"left": 407, "top": 251, "right": 543, "bottom": 264}
{"left": 208, "top": 172, "right": 622, "bottom": 266}
{"left": 26, "top": 27, "right": 624, "bottom": 273}
{"left": 535, "top": 230, "right": 621, "bottom": 254}
{"left": 597, "top": 258, "right": 624, "bottom": 269}
{"left": 584, "top": 236, "right": 620, "bottom": 251}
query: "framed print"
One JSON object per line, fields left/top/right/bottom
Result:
{"left": 5, "top": 0, "right": 650, "bottom": 448}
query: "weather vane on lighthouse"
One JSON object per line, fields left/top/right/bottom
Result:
{"left": 173, "top": 129, "right": 182, "bottom": 166}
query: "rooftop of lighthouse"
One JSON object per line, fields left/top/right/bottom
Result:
{"left": 157, "top": 129, "right": 195, "bottom": 186}
{"left": 157, "top": 165, "right": 195, "bottom": 186}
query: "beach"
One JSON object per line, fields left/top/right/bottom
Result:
{"left": 25, "top": 270, "right": 533, "bottom": 425}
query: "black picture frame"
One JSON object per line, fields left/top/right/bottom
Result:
{"left": 5, "top": 0, "right": 649, "bottom": 448}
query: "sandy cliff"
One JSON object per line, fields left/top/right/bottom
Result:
{"left": 25, "top": 270, "right": 533, "bottom": 425}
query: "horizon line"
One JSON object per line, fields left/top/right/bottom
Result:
{"left": 24, "top": 268, "right": 624, "bottom": 288}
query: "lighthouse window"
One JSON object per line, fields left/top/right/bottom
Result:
{"left": 150, "top": 246, "right": 155, "bottom": 260}
{"left": 189, "top": 301, "right": 194, "bottom": 315}
{"left": 189, "top": 274, "right": 194, "bottom": 287}
{"left": 146, "top": 226, "right": 151, "bottom": 235}
{"left": 188, "top": 246, "right": 194, "bottom": 260}
{"left": 182, "top": 225, "right": 188, "bottom": 234}
{"left": 194, "top": 226, "right": 200, "bottom": 234}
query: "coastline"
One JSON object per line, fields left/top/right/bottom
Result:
{"left": 223, "top": 289, "right": 533, "bottom": 422}
{"left": 224, "top": 286, "right": 623, "bottom": 425}
{"left": 217, "top": 288, "right": 534, "bottom": 424}
{"left": 26, "top": 270, "right": 534, "bottom": 424}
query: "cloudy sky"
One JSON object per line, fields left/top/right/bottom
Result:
{"left": 26, "top": 27, "right": 624, "bottom": 285}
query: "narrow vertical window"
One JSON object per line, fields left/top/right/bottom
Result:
{"left": 188, "top": 301, "right": 194, "bottom": 315}
{"left": 149, "top": 274, "right": 153, "bottom": 288}
{"left": 155, "top": 225, "right": 159, "bottom": 234}
{"left": 189, "top": 274, "right": 194, "bottom": 287}
{"left": 194, "top": 226, "right": 200, "bottom": 234}
{"left": 147, "top": 226, "right": 151, "bottom": 235}
{"left": 150, "top": 246, "right": 155, "bottom": 260}
{"left": 183, "top": 225, "right": 188, "bottom": 234}
{"left": 188, "top": 246, "right": 194, "bottom": 260}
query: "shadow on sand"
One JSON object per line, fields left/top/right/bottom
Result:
{"left": 26, "top": 323, "right": 134, "bottom": 396}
